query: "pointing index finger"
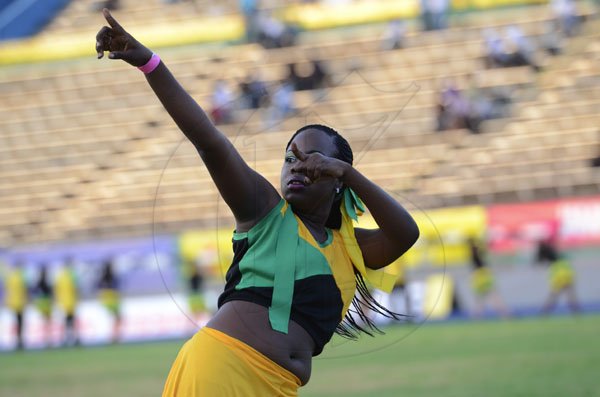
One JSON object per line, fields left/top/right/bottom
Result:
{"left": 291, "top": 142, "right": 308, "bottom": 162}
{"left": 103, "top": 8, "right": 124, "bottom": 33}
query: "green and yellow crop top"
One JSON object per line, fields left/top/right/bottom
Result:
{"left": 218, "top": 199, "right": 357, "bottom": 355}
{"left": 218, "top": 189, "right": 403, "bottom": 355}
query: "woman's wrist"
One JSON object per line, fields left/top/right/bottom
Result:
{"left": 339, "top": 162, "right": 356, "bottom": 184}
{"left": 138, "top": 52, "right": 160, "bottom": 73}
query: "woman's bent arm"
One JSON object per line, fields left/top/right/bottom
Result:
{"left": 343, "top": 167, "right": 419, "bottom": 269}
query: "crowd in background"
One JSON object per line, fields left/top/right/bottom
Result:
{"left": 434, "top": 0, "right": 583, "bottom": 134}
{"left": 209, "top": 59, "right": 331, "bottom": 128}
{"left": 87, "top": 0, "right": 589, "bottom": 135}
{"left": 205, "top": 0, "right": 586, "bottom": 135}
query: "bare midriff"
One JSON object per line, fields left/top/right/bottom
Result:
{"left": 206, "top": 300, "right": 315, "bottom": 385}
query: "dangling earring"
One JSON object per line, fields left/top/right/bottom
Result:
{"left": 335, "top": 187, "right": 340, "bottom": 194}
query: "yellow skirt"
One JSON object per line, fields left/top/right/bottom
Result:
{"left": 162, "top": 327, "right": 301, "bottom": 397}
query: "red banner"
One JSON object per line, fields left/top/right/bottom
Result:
{"left": 488, "top": 195, "right": 600, "bottom": 253}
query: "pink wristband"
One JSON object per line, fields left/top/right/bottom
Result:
{"left": 138, "top": 53, "right": 160, "bottom": 74}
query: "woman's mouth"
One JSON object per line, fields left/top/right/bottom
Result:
{"left": 287, "top": 178, "right": 306, "bottom": 191}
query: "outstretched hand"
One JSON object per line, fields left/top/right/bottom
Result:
{"left": 96, "top": 8, "right": 153, "bottom": 67}
{"left": 290, "top": 142, "right": 349, "bottom": 184}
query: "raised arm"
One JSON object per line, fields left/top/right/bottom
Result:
{"left": 96, "top": 9, "right": 279, "bottom": 229}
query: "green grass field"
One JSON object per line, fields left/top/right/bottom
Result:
{"left": 1, "top": 315, "right": 599, "bottom": 397}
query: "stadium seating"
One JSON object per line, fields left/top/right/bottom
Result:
{"left": 0, "top": 3, "right": 598, "bottom": 247}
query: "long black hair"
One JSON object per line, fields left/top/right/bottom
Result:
{"left": 286, "top": 124, "right": 408, "bottom": 339}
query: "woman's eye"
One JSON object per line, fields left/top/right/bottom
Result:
{"left": 285, "top": 151, "right": 297, "bottom": 163}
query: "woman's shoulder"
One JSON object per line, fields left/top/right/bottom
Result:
{"left": 233, "top": 198, "right": 287, "bottom": 238}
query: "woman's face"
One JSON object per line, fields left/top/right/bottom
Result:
{"left": 280, "top": 129, "right": 340, "bottom": 214}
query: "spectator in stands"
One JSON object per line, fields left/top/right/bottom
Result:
{"left": 421, "top": 0, "right": 450, "bottom": 31}
{"left": 483, "top": 28, "right": 510, "bottom": 68}
{"left": 420, "top": 0, "right": 434, "bottom": 31}
{"left": 239, "top": 72, "right": 269, "bottom": 110}
{"left": 257, "top": 10, "right": 298, "bottom": 49}
{"left": 286, "top": 63, "right": 301, "bottom": 89}
{"left": 591, "top": 156, "right": 600, "bottom": 167}
{"left": 465, "top": 73, "right": 511, "bottom": 131}
{"left": 551, "top": 0, "right": 580, "bottom": 37}
{"left": 590, "top": 131, "right": 600, "bottom": 167}
{"left": 436, "top": 79, "right": 473, "bottom": 132}
{"left": 503, "top": 25, "right": 541, "bottom": 71}
{"left": 382, "top": 19, "right": 407, "bottom": 50}
{"left": 483, "top": 27, "right": 541, "bottom": 71}
{"left": 33, "top": 265, "right": 53, "bottom": 347}
{"left": 541, "top": 20, "right": 564, "bottom": 56}
{"left": 287, "top": 60, "right": 330, "bottom": 92}
{"left": 97, "top": 260, "right": 121, "bottom": 344}
{"left": 240, "top": 0, "right": 260, "bottom": 43}
{"left": 468, "top": 237, "right": 510, "bottom": 318}
{"left": 3, "top": 261, "right": 27, "bottom": 350}
{"left": 210, "top": 79, "right": 235, "bottom": 125}
{"left": 96, "top": 9, "right": 418, "bottom": 394}
{"left": 55, "top": 259, "right": 79, "bottom": 346}
{"left": 535, "top": 235, "right": 580, "bottom": 314}
{"left": 308, "top": 59, "right": 330, "bottom": 92}
{"left": 464, "top": 74, "right": 486, "bottom": 133}
{"left": 265, "top": 79, "right": 295, "bottom": 130}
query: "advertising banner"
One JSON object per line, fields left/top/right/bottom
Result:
{"left": 360, "top": 205, "right": 487, "bottom": 267}
{"left": 488, "top": 195, "right": 600, "bottom": 253}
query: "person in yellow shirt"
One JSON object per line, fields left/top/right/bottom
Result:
{"left": 468, "top": 237, "right": 510, "bottom": 318}
{"left": 33, "top": 265, "right": 53, "bottom": 347}
{"left": 4, "top": 262, "right": 28, "bottom": 350}
{"left": 185, "top": 261, "right": 207, "bottom": 328}
{"left": 535, "top": 236, "right": 580, "bottom": 314}
{"left": 55, "top": 259, "right": 79, "bottom": 346}
{"left": 97, "top": 260, "right": 121, "bottom": 344}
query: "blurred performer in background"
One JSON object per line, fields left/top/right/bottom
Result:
{"left": 98, "top": 260, "right": 121, "bottom": 344}
{"left": 186, "top": 260, "right": 207, "bottom": 327}
{"left": 33, "top": 265, "right": 53, "bottom": 347}
{"left": 55, "top": 259, "right": 80, "bottom": 346}
{"left": 535, "top": 236, "right": 580, "bottom": 314}
{"left": 468, "top": 237, "right": 510, "bottom": 318}
{"left": 4, "top": 261, "right": 28, "bottom": 350}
